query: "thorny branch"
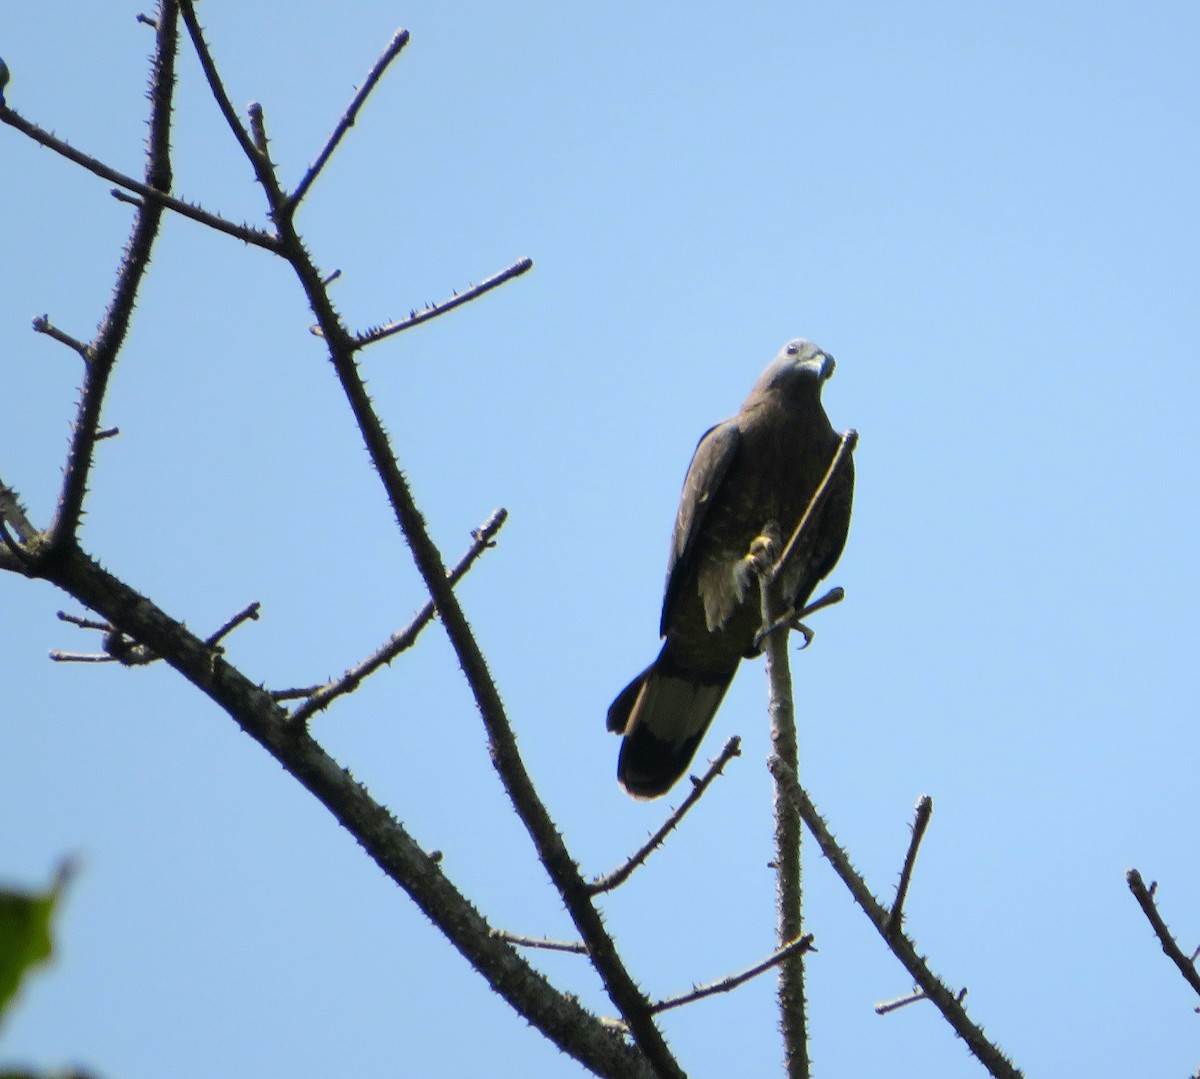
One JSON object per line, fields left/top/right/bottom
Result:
{"left": 0, "top": 8, "right": 656, "bottom": 1078}
{"left": 1127, "top": 870, "right": 1200, "bottom": 1001}
{"left": 351, "top": 258, "right": 535, "bottom": 347}
{"left": 167, "top": 7, "right": 681, "bottom": 1071}
{"left": 588, "top": 736, "right": 742, "bottom": 896}
{"left": 43, "top": 5, "right": 178, "bottom": 559}
{"left": 288, "top": 509, "right": 508, "bottom": 725}
{"left": 289, "top": 28, "right": 411, "bottom": 209}
{"left": 649, "top": 934, "right": 816, "bottom": 1017}
{"left": 886, "top": 795, "right": 933, "bottom": 936}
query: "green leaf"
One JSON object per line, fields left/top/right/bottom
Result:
{"left": 0, "top": 861, "right": 74, "bottom": 1026}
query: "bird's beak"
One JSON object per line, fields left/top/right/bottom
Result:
{"left": 819, "top": 353, "right": 836, "bottom": 381}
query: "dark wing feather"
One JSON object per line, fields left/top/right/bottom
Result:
{"left": 659, "top": 421, "right": 741, "bottom": 637}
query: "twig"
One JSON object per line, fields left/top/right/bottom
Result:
{"left": 205, "top": 601, "right": 261, "bottom": 648}
{"left": 288, "top": 508, "right": 508, "bottom": 725}
{"left": 48, "top": 650, "right": 117, "bottom": 664}
{"left": 95, "top": 426, "right": 120, "bottom": 441}
{"left": 270, "top": 684, "right": 325, "bottom": 702}
{"left": 650, "top": 934, "right": 815, "bottom": 1016}
{"left": 769, "top": 430, "right": 859, "bottom": 589}
{"left": 45, "top": 5, "right": 179, "bottom": 555}
{"left": 289, "top": 28, "right": 411, "bottom": 209}
{"left": 589, "top": 736, "right": 742, "bottom": 895}
{"left": 57, "top": 610, "right": 109, "bottom": 630}
{"left": 177, "top": 3, "right": 266, "bottom": 172}
{"left": 1127, "top": 869, "right": 1200, "bottom": 1000}
{"left": 351, "top": 257, "right": 534, "bottom": 347}
{"left": 491, "top": 931, "right": 589, "bottom": 956}
{"left": 769, "top": 756, "right": 1023, "bottom": 1079}
{"left": 0, "top": 106, "right": 277, "bottom": 250}
{"left": 886, "top": 795, "right": 933, "bottom": 936}
{"left": 876, "top": 985, "right": 967, "bottom": 1015}
{"left": 875, "top": 987, "right": 926, "bottom": 1015}
{"left": 31, "top": 314, "right": 91, "bottom": 362}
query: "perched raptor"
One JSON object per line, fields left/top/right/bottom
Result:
{"left": 607, "top": 339, "right": 854, "bottom": 799}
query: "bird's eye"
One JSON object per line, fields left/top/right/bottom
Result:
{"left": 786, "top": 343, "right": 800, "bottom": 356}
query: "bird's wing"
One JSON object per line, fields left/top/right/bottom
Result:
{"left": 660, "top": 420, "right": 741, "bottom": 637}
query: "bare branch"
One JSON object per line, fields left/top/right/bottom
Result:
{"left": 874, "top": 987, "right": 926, "bottom": 1015}
{"left": 589, "top": 736, "right": 742, "bottom": 895}
{"left": 31, "top": 314, "right": 92, "bottom": 362}
{"left": 177, "top": 2, "right": 266, "bottom": 173}
{"left": 288, "top": 508, "right": 508, "bottom": 725}
{"left": 768, "top": 756, "right": 1023, "bottom": 1079}
{"left": 28, "top": 542, "right": 655, "bottom": 1079}
{"left": 205, "top": 601, "right": 262, "bottom": 648}
{"left": 44, "top": 5, "right": 180, "bottom": 554}
{"left": 491, "top": 931, "right": 589, "bottom": 956}
{"left": 289, "top": 28, "right": 411, "bottom": 210}
{"left": 57, "top": 610, "right": 109, "bottom": 631}
{"left": 351, "top": 257, "right": 534, "bottom": 347}
{"left": 650, "top": 934, "right": 815, "bottom": 1016}
{"left": 754, "top": 520, "right": 809, "bottom": 1079}
{"left": 48, "top": 650, "right": 117, "bottom": 664}
{"left": 1127, "top": 869, "right": 1200, "bottom": 1001}
{"left": 886, "top": 794, "right": 933, "bottom": 936}
{"left": 0, "top": 106, "right": 277, "bottom": 250}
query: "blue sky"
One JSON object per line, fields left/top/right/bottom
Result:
{"left": 2, "top": 3, "right": 1198, "bottom": 1076}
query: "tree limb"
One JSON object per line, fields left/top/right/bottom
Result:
{"left": 769, "top": 756, "right": 1023, "bottom": 1079}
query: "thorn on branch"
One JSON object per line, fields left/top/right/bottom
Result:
{"left": 321, "top": 268, "right": 342, "bottom": 287}
{"left": 588, "top": 737, "right": 742, "bottom": 896}
{"left": 96, "top": 426, "right": 120, "bottom": 441}
{"left": 886, "top": 794, "right": 933, "bottom": 936}
{"left": 136, "top": 13, "right": 158, "bottom": 28}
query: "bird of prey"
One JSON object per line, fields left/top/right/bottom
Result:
{"left": 607, "top": 339, "right": 854, "bottom": 799}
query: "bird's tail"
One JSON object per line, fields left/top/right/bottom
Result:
{"left": 607, "top": 646, "right": 736, "bottom": 799}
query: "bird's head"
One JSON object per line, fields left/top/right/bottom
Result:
{"left": 754, "top": 339, "right": 836, "bottom": 398}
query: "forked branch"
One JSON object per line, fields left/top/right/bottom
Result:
{"left": 769, "top": 756, "right": 1023, "bottom": 1079}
